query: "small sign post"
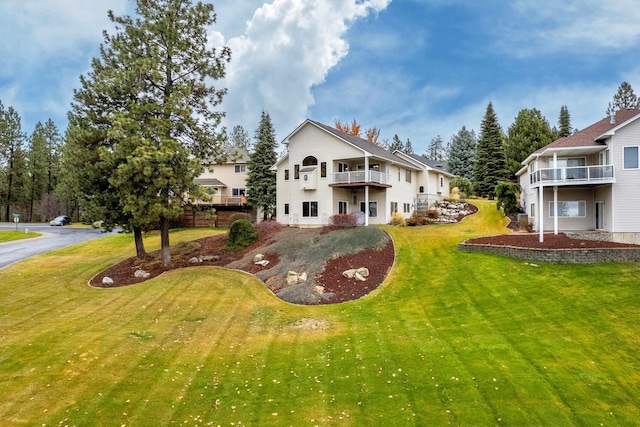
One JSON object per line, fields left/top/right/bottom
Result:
{"left": 13, "top": 213, "right": 20, "bottom": 231}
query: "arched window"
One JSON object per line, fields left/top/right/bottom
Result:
{"left": 419, "top": 186, "right": 424, "bottom": 194}
{"left": 302, "top": 156, "right": 318, "bottom": 166}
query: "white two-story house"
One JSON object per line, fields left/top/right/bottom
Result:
{"left": 274, "top": 120, "right": 453, "bottom": 227}
{"left": 517, "top": 108, "right": 640, "bottom": 243}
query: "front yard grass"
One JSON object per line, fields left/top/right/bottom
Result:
{"left": 0, "top": 200, "right": 638, "bottom": 426}
{"left": 0, "top": 230, "right": 41, "bottom": 243}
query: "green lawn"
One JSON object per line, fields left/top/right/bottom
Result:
{"left": 0, "top": 200, "right": 638, "bottom": 426}
{"left": 0, "top": 230, "right": 41, "bottom": 243}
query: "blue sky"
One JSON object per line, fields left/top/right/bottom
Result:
{"left": 1, "top": 0, "right": 640, "bottom": 155}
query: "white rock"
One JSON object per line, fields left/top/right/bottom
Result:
{"left": 102, "top": 277, "right": 114, "bottom": 286}
{"left": 200, "top": 255, "right": 218, "bottom": 262}
{"left": 354, "top": 272, "right": 367, "bottom": 282}
{"left": 356, "top": 267, "right": 370, "bottom": 277}
{"left": 342, "top": 269, "right": 357, "bottom": 279}
{"left": 286, "top": 271, "right": 299, "bottom": 285}
{"left": 134, "top": 269, "right": 147, "bottom": 278}
{"left": 314, "top": 285, "right": 325, "bottom": 294}
{"left": 299, "top": 272, "right": 308, "bottom": 282}
{"left": 255, "top": 260, "right": 270, "bottom": 267}
{"left": 188, "top": 257, "right": 200, "bottom": 264}
{"left": 253, "top": 254, "right": 264, "bottom": 262}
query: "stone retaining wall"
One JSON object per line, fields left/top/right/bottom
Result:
{"left": 457, "top": 242, "right": 640, "bottom": 264}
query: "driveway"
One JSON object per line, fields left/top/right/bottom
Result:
{"left": 0, "top": 223, "right": 116, "bottom": 271}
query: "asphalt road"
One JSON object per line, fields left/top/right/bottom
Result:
{"left": 0, "top": 223, "right": 115, "bottom": 271}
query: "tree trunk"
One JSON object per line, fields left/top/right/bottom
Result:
{"left": 160, "top": 215, "right": 171, "bottom": 267}
{"left": 134, "top": 226, "right": 146, "bottom": 259}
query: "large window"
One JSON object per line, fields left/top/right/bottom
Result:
{"left": 302, "top": 201, "right": 318, "bottom": 217}
{"left": 232, "top": 188, "right": 246, "bottom": 196}
{"left": 360, "top": 201, "right": 378, "bottom": 217}
{"left": 303, "top": 156, "right": 318, "bottom": 166}
{"left": 549, "top": 201, "right": 586, "bottom": 218}
{"left": 338, "top": 201, "right": 348, "bottom": 214}
{"left": 234, "top": 164, "right": 246, "bottom": 173}
{"left": 624, "top": 146, "right": 639, "bottom": 169}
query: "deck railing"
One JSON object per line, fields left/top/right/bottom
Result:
{"left": 530, "top": 165, "right": 615, "bottom": 186}
{"left": 330, "top": 170, "right": 391, "bottom": 185}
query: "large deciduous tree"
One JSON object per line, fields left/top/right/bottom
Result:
{"left": 504, "top": 108, "right": 554, "bottom": 178}
{"left": 246, "top": 111, "right": 278, "bottom": 220}
{"left": 473, "top": 102, "right": 507, "bottom": 198}
{"left": 606, "top": 81, "right": 640, "bottom": 116}
{"left": 67, "top": 0, "right": 230, "bottom": 266}
{"left": 447, "top": 126, "right": 476, "bottom": 181}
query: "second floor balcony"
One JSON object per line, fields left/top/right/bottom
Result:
{"left": 330, "top": 170, "right": 392, "bottom": 188}
{"left": 530, "top": 164, "right": 615, "bottom": 187}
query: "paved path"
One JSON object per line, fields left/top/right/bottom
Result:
{"left": 0, "top": 223, "right": 116, "bottom": 271}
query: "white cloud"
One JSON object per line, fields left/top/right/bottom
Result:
{"left": 496, "top": 0, "right": 640, "bottom": 57}
{"left": 219, "top": 0, "right": 392, "bottom": 140}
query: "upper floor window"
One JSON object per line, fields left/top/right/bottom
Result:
{"left": 232, "top": 188, "right": 246, "bottom": 196}
{"left": 624, "top": 146, "right": 639, "bottom": 169}
{"left": 321, "top": 162, "right": 327, "bottom": 178}
{"left": 303, "top": 156, "right": 318, "bottom": 166}
{"left": 338, "top": 162, "right": 349, "bottom": 173}
{"left": 235, "top": 164, "right": 246, "bottom": 173}
{"left": 284, "top": 169, "right": 289, "bottom": 180}
{"left": 405, "top": 170, "right": 412, "bottom": 183}
{"left": 294, "top": 164, "right": 300, "bottom": 179}
{"left": 419, "top": 186, "right": 424, "bottom": 193}
{"left": 440, "top": 176, "right": 444, "bottom": 188}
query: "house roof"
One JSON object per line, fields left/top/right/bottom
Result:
{"left": 526, "top": 109, "right": 640, "bottom": 161}
{"left": 283, "top": 119, "right": 419, "bottom": 170}
{"left": 194, "top": 178, "right": 226, "bottom": 187}
{"left": 405, "top": 153, "right": 453, "bottom": 174}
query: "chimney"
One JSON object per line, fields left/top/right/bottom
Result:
{"left": 610, "top": 112, "right": 616, "bottom": 125}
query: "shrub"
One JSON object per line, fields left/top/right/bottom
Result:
{"left": 253, "top": 220, "right": 282, "bottom": 235}
{"left": 495, "top": 181, "right": 521, "bottom": 215}
{"left": 450, "top": 176, "right": 474, "bottom": 197}
{"left": 329, "top": 213, "right": 358, "bottom": 227}
{"left": 518, "top": 217, "right": 534, "bottom": 232}
{"left": 228, "top": 212, "right": 252, "bottom": 225}
{"left": 225, "top": 219, "right": 258, "bottom": 251}
{"left": 426, "top": 209, "right": 439, "bottom": 220}
{"left": 406, "top": 213, "right": 428, "bottom": 226}
{"left": 389, "top": 211, "right": 406, "bottom": 226}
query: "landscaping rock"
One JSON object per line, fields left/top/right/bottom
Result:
{"left": 255, "top": 260, "right": 270, "bottom": 267}
{"left": 200, "top": 255, "right": 219, "bottom": 262}
{"left": 356, "top": 267, "right": 369, "bottom": 277}
{"left": 300, "top": 272, "right": 308, "bottom": 282}
{"left": 343, "top": 267, "right": 369, "bottom": 279}
{"left": 253, "top": 254, "right": 264, "bottom": 262}
{"left": 354, "top": 272, "right": 366, "bottom": 281}
{"left": 102, "top": 277, "right": 114, "bottom": 286}
{"left": 287, "top": 271, "right": 300, "bottom": 285}
{"left": 342, "top": 269, "right": 356, "bottom": 279}
{"left": 314, "top": 285, "right": 325, "bottom": 294}
{"left": 188, "top": 257, "right": 200, "bottom": 264}
{"left": 134, "top": 269, "right": 148, "bottom": 278}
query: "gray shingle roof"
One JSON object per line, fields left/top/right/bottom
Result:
{"left": 308, "top": 120, "right": 418, "bottom": 169}
{"left": 405, "top": 153, "right": 449, "bottom": 172}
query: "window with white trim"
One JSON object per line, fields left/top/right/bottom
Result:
{"left": 624, "top": 146, "right": 639, "bottom": 169}
{"left": 302, "top": 201, "right": 318, "bottom": 217}
{"left": 530, "top": 203, "right": 535, "bottom": 217}
{"left": 549, "top": 201, "right": 586, "bottom": 218}
{"left": 390, "top": 202, "right": 398, "bottom": 213}
{"left": 360, "top": 201, "right": 378, "bottom": 217}
{"left": 405, "top": 170, "right": 412, "bottom": 183}
{"left": 403, "top": 203, "right": 411, "bottom": 213}
{"left": 284, "top": 169, "right": 289, "bottom": 180}
{"left": 338, "top": 201, "right": 348, "bottom": 215}
{"left": 234, "top": 164, "right": 246, "bottom": 173}
{"left": 232, "top": 188, "right": 246, "bottom": 196}
{"left": 284, "top": 203, "right": 289, "bottom": 215}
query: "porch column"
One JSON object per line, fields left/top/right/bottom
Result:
{"left": 553, "top": 186, "right": 558, "bottom": 235}
{"left": 365, "top": 185, "right": 369, "bottom": 226}
{"left": 538, "top": 186, "right": 544, "bottom": 242}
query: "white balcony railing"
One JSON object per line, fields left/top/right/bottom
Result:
{"left": 330, "top": 170, "right": 391, "bottom": 186}
{"left": 530, "top": 165, "right": 615, "bottom": 186}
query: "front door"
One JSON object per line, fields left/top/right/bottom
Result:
{"left": 595, "top": 201, "right": 604, "bottom": 230}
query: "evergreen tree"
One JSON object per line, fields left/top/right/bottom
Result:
{"left": 606, "top": 81, "right": 640, "bottom": 116}
{"left": 405, "top": 138, "right": 414, "bottom": 154}
{"left": 229, "top": 125, "right": 252, "bottom": 152}
{"left": 473, "top": 102, "right": 507, "bottom": 197}
{"left": 67, "top": 0, "right": 230, "bottom": 266}
{"left": 0, "top": 102, "right": 28, "bottom": 221}
{"left": 447, "top": 126, "right": 476, "bottom": 180}
{"left": 388, "top": 134, "right": 404, "bottom": 152}
{"left": 27, "top": 122, "right": 49, "bottom": 221}
{"left": 426, "top": 135, "right": 446, "bottom": 161}
{"left": 246, "top": 112, "right": 278, "bottom": 220}
{"left": 557, "top": 105, "right": 572, "bottom": 138}
{"left": 504, "top": 108, "right": 554, "bottom": 177}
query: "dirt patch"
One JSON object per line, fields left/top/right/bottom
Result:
{"left": 465, "top": 232, "right": 640, "bottom": 249}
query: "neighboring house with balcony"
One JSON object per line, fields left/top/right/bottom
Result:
{"left": 178, "top": 148, "right": 254, "bottom": 227}
{"left": 517, "top": 108, "right": 640, "bottom": 243}
{"left": 273, "top": 119, "right": 452, "bottom": 227}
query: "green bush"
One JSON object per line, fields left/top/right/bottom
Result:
{"left": 450, "top": 176, "right": 474, "bottom": 197}
{"left": 495, "top": 181, "right": 520, "bottom": 215}
{"left": 225, "top": 219, "right": 258, "bottom": 251}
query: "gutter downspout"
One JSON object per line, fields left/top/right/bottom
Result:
{"left": 365, "top": 155, "right": 369, "bottom": 226}
{"left": 553, "top": 153, "right": 559, "bottom": 235}
{"left": 539, "top": 185, "right": 544, "bottom": 242}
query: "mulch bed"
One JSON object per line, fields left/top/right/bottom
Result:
{"left": 466, "top": 232, "right": 640, "bottom": 249}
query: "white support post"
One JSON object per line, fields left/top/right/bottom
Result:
{"left": 365, "top": 185, "right": 369, "bottom": 226}
{"left": 538, "top": 186, "right": 544, "bottom": 242}
{"left": 553, "top": 185, "right": 558, "bottom": 235}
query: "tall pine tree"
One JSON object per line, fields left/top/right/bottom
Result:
{"left": 473, "top": 102, "right": 507, "bottom": 197}
{"left": 67, "top": 0, "right": 230, "bottom": 266}
{"left": 246, "top": 111, "right": 278, "bottom": 220}
{"left": 557, "top": 105, "right": 572, "bottom": 138}
{"left": 447, "top": 126, "right": 476, "bottom": 180}
{"left": 0, "top": 102, "right": 28, "bottom": 221}
{"left": 426, "top": 135, "right": 446, "bottom": 161}
{"left": 606, "top": 81, "right": 640, "bottom": 116}
{"left": 388, "top": 134, "right": 404, "bottom": 152}
{"left": 504, "top": 108, "right": 553, "bottom": 178}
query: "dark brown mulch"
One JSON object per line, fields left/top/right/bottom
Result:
{"left": 466, "top": 232, "right": 640, "bottom": 249}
